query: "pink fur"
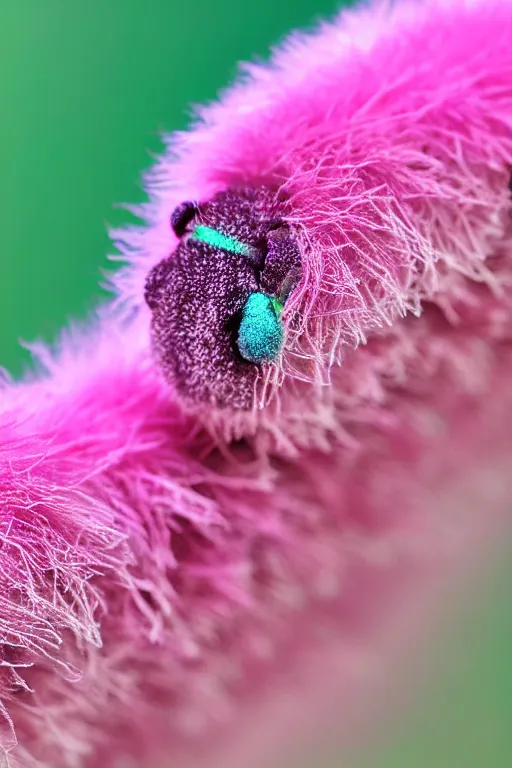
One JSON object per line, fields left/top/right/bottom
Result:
{"left": 2, "top": 0, "right": 512, "bottom": 765}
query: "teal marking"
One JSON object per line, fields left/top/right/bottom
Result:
{"left": 237, "top": 292, "right": 283, "bottom": 364}
{"left": 270, "top": 297, "right": 283, "bottom": 317}
{"left": 190, "top": 225, "right": 251, "bottom": 256}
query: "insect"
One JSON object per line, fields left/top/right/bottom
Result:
{"left": 2, "top": 1, "right": 512, "bottom": 767}
{"left": 144, "top": 186, "right": 302, "bottom": 409}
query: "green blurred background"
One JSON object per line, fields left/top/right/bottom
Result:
{"left": 1, "top": 1, "right": 511, "bottom": 765}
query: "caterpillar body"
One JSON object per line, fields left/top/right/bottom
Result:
{"left": 2, "top": 1, "right": 512, "bottom": 766}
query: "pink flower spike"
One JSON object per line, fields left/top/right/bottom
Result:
{"left": 2, "top": 0, "right": 512, "bottom": 765}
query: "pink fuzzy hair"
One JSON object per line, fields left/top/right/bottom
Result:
{"left": 2, "top": 0, "right": 512, "bottom": 765}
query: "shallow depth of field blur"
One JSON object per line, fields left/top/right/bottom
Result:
{"left": 1, "top": 1, "right": 511, "bottom": 765}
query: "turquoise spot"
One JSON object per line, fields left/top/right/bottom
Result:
{"left": 237, "top": 292, "right": 283, "bottom": 364}
{"left": 190, "top": 225, "right": 250, "bottom": 256}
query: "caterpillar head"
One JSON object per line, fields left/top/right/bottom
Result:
{"left": 144, "top": 187, "right": 302, "bottom": 410}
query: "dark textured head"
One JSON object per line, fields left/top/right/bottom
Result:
{"left": 144, "top": 187, "right": 302, "bottom": 410}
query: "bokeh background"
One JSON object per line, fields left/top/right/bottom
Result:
{"left": 1, "top": 1, "right": 511, "bottom": 765}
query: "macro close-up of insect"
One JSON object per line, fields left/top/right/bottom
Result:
{"left": 1, "top": 0, "right": 512, "bottom": 767}
{"left": 144, "top": 187, "right": 303, "bottom": 409}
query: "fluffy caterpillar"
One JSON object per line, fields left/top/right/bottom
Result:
{"left": 2, "top": 0, "right": 512, "bottom": 766}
